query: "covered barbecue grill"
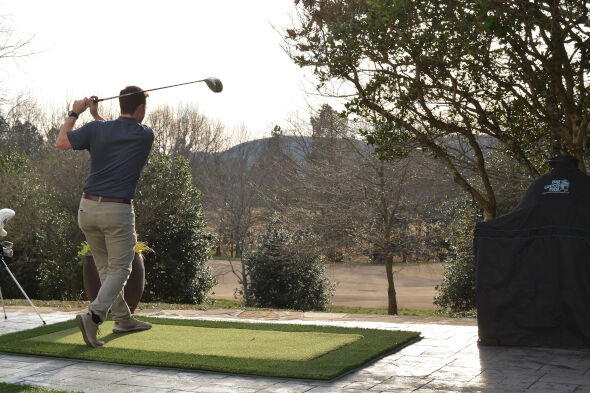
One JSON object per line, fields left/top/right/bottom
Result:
{"left": 474, "top": 156, "right": 590, "bottom": 347}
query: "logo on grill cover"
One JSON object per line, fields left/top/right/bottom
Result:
{"left": 543, "top": 179, "right": 570, "bottom": 194}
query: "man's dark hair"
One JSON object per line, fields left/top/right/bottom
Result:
{"left": 119, "top": 86, "right": 147, "bottom": 114}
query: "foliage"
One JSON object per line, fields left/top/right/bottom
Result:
{"left": 77, "top": 238, "right": 154, "bottom": 261}
{"left": 134, "top": 239, "right": 155, "bottom": 255}
{"left": 0, "top": 148, "right": 85, "bottom": 300}
{"left": 0, "top": 382, "right": 81, "bottom": 393}
{"left": 285, "top": 0, "right": 589, "bottom": 219}
{"left": 77, "top": 241, "right": 92, "bottom": 260}
{"left": 242, "top": 215, "right": 334, "bottom": 311}
{"left": 434, "top": 199, "right": 482, "bottom": 312}
{"left": 134, "top": 152, "right": 216, "bottom": 304}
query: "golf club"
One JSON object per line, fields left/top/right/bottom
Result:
{"left": 95, "top": 77, "right": 223, "bottom": 102}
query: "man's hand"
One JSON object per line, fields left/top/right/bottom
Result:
{"left": 72, "top": 98, "right": 90, "bottom": 116}
{"left": 89, "top": 96, "right": 105, "bottom": 121}
{"left": 56, "top": 97, "right": 90, "bottom": 150}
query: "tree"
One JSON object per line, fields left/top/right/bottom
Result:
{"left": 285, "top": 0, "right": 589, "bottom": 220}
{"left": 262, "top": 106, "right": 458, "bottom": 314}
{"left": 0, "top": 148, "right": 87, "bottom": 300}
{"left": 216, "top": 134, "right": 258, "bottom": 258}
{"left": 434, "top": 199, "right": 482, "bottom": 313}
{"left": 134, "top": 153, "right": 216, "bottom": 304}
{"left": 242, "top": 214, "right": 334, "bottom": 311}
{"left": 146, "top": 103, "right": 226, "bottom": 161}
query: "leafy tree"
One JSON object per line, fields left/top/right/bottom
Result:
{"left": 0, "top": 120, "right": 44, "bottom": 154}
{"left": 0, "top": 149, "right": 85, "bottom": 300}
{"left": 262, "top": 106, "right": 459, "bottom": 314}
{"left": 434, "top": 199, "right": 482, "bottom": 313}
{"left": 134, "top": 152, "right": 216, "bottom": 304}
{"left": 285, "top": 0, "right": 589, "bottom": 220}
{"left": 242, "top": 215, "right": 334, "bottom": 311}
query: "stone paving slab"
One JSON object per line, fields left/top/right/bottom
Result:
{"left": 0, "top": 310, "right": 588, "bottom": 392}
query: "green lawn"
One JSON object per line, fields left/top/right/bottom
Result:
{"left": 0, "top": 317, "right": 420, "bottom": 380}
{"left": 209, "top": 256, "right": 242, "bottom": 261}
{"left": 1, "top": 298, "right": 461, "bottom": 317}
{"left": 0, "top": 383, "right": 80, "bottom": 393}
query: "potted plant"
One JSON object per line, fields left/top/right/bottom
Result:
{"left": 80, "top": 236, "right": 154, "bottom": 313}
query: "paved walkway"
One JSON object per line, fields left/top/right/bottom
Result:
{"left": 0, "top": 308, "right": 589, "bottom": 393}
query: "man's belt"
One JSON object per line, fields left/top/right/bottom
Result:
{"left": 83, "top": 193, "right": 132, "bottom": 204}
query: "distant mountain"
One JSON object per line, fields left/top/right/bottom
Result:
{"left": 193, "top": 133, "right": 498, "bottom": 169}
{"left": 218, "top": 135, "right": 374, "bottom": 162}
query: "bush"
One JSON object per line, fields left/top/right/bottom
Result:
{"left": 434, "top": 199, "right": 482, "bottom": 313}
{"left": 134, "top": 153, "right": 216, "bottom": 304}
{"left": 243, "top": 215, "right": 334, "bottom": 311}
{"left": 0, "top": 148, "right": 86, "bottom": 300}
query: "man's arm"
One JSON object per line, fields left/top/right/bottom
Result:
{"left": 55, "top": 98, "right": 90, "bottom": 150}
{"left": 89, "top": 96, "right": 105, "bottom": 121}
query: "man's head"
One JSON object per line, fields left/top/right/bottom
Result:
{"left": 119, "top": 86, "right": 148, "bottom": 122}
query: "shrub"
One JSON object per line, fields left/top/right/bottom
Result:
{"left": 434, "top": 199, "right": 482, "bottom": 313}
{"left": 134, "top": 153, "right": 216, "bottom": 303}
{"left": 0, "top": 148, "right": 85, "bottom": 300}
{"left": 243, "top": 215, "right": 334, "bottom": 311}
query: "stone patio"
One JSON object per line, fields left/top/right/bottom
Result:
{"left": 0, "top": 308, "right": 589, "bottom": 392}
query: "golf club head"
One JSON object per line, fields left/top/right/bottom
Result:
{"left": 204, "top": 77, "right": 223, "bottom": 93}
{"left": 0, "top": 208, "right": 15, "bottom": 237}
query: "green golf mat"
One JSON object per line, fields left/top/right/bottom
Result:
{"left": 0, "top": 317, "right": 420, "bottom": 380}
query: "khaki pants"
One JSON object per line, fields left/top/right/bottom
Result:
{"left": 78, "top": 197, "right": 136, "bottom": 322}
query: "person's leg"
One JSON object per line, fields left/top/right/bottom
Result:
{"left": 76, "top": 198, "right": 105, "bottom": 347}
{"left": 88, "top": 202, "right": 135, "bottom": 322}
{"left": 85, "top": 232, "right": 130, "bottom": 323}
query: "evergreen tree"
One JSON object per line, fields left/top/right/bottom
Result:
{"left": 135, "top": 152, "right": 216, "bottom": 303}
{"left": 243, "top": 215, "right": 334, "bottom": 311}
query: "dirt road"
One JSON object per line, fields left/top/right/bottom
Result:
{"left": 207, "top": 260, "right": 444, "bottom": 310}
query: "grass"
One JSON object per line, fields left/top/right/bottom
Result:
{"left": 1, "top": 298, "right": 469, "bottom": 318}
{"left": 0, "top": 383, "right": 80, "bottom": 393}
{"left": 0, "top": 317, "right": 420, "bottom": 380}
{"left": 209, "top": 256, "right": 242, "bottom": 261}
{"left": 330, "top": 261, "right": 435, "bottom": 268}
{"left": 30, "top": 322, "right": 363, "bottom": 361}
{"left": 324, "top": 305, "right": 454, "bottom": 317}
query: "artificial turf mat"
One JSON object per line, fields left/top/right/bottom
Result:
{"left": 28, "top": 322, "right": 362, "bottom": 361}
{"left": 0, "top": 317, "right": 420, "bottom": 380}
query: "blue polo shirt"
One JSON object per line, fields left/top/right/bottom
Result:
{"left": 67, "top": 117, "right": 154, "bottom": 199}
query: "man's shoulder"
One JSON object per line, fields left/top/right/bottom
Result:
{"left": 87, "top": 119, "right": 110, "bottom": 129}
{"left": 140, "top": 124, "right": 154, "bottom": 138}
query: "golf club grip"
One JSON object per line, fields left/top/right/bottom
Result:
{"left": 95, "top": 96, "right": 116, "bottom": 103}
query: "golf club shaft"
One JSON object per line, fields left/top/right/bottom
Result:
{"left": 96, "top": 79, "right": 209, "bottom": 102}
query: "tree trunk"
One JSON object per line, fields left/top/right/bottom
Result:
{"left": 235, "top": 242, "right": 242, "bottom": 258}
{"left": 483, "top": 208, "right": 496, "bottom": 222}
{"left": 240, "top": 259, "right": 250, "bottom": 305}
{"left": 385, "top": 253, "right": 398, "bottom": 315}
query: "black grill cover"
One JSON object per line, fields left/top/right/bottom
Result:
{"left": 474, "top": 156, "right": 590, "bottom": 347}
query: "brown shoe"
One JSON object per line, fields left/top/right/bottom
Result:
{"left": 76, "top": 312, "right": 104, "bottom": 348}
{"left": 112, "top": 317, "right": 152, "bottom": 333}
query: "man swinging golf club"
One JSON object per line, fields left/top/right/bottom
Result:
{"left": 56, "top": 86, "right": 154, "bottom": 347}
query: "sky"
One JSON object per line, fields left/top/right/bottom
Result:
{"left": 0, "top": 0, "right": 326, "bottom": 141}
